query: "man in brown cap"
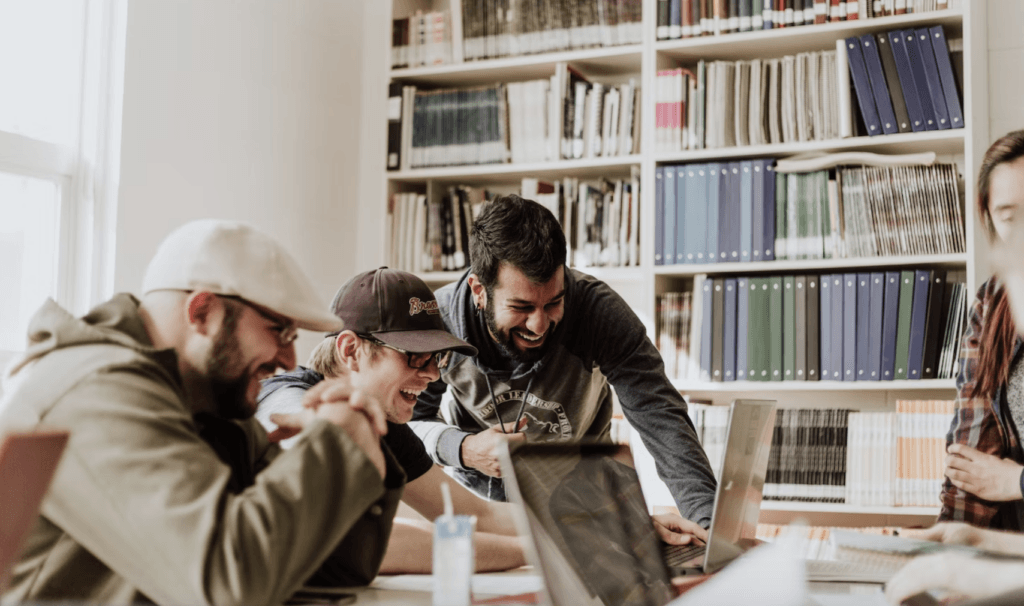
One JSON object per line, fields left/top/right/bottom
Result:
{"left": 0, "top": 220, "right": 402, "bottom": 606}
{"left": 258, "top": 267, "right": 526, "bottom": 573}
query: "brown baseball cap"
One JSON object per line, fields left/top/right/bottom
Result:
{"left": 329, "top": 267, "right": 477, "bottom": 356}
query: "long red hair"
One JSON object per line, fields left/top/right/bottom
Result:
{"left": 970, "top": 130, "right": 1024, "bottom": 400}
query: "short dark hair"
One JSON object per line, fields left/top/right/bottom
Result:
{"left": 469, "top": 194, "right": 566, "bottom": 289}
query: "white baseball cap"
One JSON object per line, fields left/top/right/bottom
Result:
{"left": 142, "top": 219, "right": 342, "bottom": 332}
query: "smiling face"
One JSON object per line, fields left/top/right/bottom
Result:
{"left": 202, "top": 296, "right": 298, "bottom": 420}
{"left": 341, "top": 333, "right": 441, "bottom": 424}
{"left": 471, "top": 263, "right": 565, "bottom": 364}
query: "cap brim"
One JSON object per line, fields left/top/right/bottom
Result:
{"left": 373, "top": 329, "right": 478, "bottom": 356}
{"left": 293, "top": 310, "right": 344, "bottom": 333}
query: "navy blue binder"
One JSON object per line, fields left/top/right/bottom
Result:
{"left": 903, "top": 30, "right": 940, "bottom": 131}
{"left": 807, "top": 275, "right": 820, "bottom": 381}
{"left": 664, "top": 165, "right": 677, "bottom": 265}
{"left": 831, "top": 275, "right": 844, "bottom": 381}
{"left": 843, "top": 274, "right": 857, "bottom": 381}
{"left": 820, "top": 273, "right": 832, "bottom": 381}
{"left": 706, "top": 164, "right": 721, "bottom": 265}
{"left": 737, "top": 276, "right": 749, "bottom": 380}
{"left": 655, "top": 166, "right": 665, "bottom": 265}
{"left": 888, "top": 29, "right": 928, "bottom": 133}
{"left": 867, "top": 272, "right": 885, "bottom": 381}
{"left": 845, "top": 37, "right": 883, "bottom": 137}
{"left": 859, "top": 34, "right": 899, "bottom": 135}
{"left": 762, "top": 161, "right": 776, "bottom": 262}
{"left": 906, "top": 269, "right": 932, "bottom": 379}
{"left": 669, "top": 0, "right": 682, "bottom": 37}
{"left": 676, "top": 164, "right": 691, "bottom": 263}
{"left": 752, "top": 161, "right": 765, "bottom": 262}
{"left": 740, "top": 161, "right": 754, "bottom": 262}
{"left": 880, "top": 271, "right": 901, "bottom": 380}
{"left": 929, "top": 26, "right": 964, "bottom": 129}
{"left": 724, "top": 278, "right": 738, "bottom": 381}
{"left": 856, "top": 273, "right": 871, "bottom": 380}
{"left": 913, "top": 28, "right": 951, "bottom": 130}
{"left": 700, "top": 277, "right": 713, "bottom": 381}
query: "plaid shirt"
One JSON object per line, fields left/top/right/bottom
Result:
{"left": 939, "top": 277, "right": 1024, "bottom": 529}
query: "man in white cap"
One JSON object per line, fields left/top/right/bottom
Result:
{"left": 0, "top": 220, "right": 402, "bottom": 606}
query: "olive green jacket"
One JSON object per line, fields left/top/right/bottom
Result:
{"left": 0, "top": 294, "right": 403, "bottom": 605}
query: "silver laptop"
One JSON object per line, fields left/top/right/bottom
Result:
{"left": 499, "top": 399, "right": 777, "bottom": 606}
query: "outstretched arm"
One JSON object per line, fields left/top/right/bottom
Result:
{"left": 378, "top": 519, "right": 526, "bottom": 574}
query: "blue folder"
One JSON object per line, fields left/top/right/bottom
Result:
{"left": 737, "top": 276, "right": 749, "bottom": 381}
{"left": 843, "top": 273, "right": 857, "bottom": 381}
{"left": 913, "top": 28, "right": 951, "bottom": 130}
{"left": 859, "top": 34, "right": 899, "bottom": 135}
{"left": 655, "top": 166, "right": 664, "bottom": 265}
{"left": 902, "top": 29, "right": 940, "bottom": 131}
{"left": 929, "top": 26, "right": 964, "bottom": 129}
{"left": 906, "top": 269, "right": 932, "bottom": 380}
{"left": 856, "top": 273, "right": 871, "bottom": 380}
{"left": 845, "top": 37, "right": 883, "bottom": 136}
{"left": 867, "top": 272, "right": 885, "bottom": 381}
{"left": 887, "top": 29, "right": 928, "bottom": 133}
{"left": 724, "top": 278, "right": 738, "bottom": 381}
{"left": 706, "top": 164, "right": 721, "bottom": 264}
{"left": 664, "top": 165, "right": 677, "bottom": 265}
{"left": 677, "top": 164, "right": 691, "bottom": 264}
{"left": 880, "top": 271, "right": 901, "bottom": 380}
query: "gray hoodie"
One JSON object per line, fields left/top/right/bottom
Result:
{"left": 409, "top": 268, "right": 717, "bottom": 526}
{"left": 0, "top": 294, "right": 403, "bottom": 605}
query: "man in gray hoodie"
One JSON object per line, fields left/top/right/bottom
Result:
{"left": 410, "top": 195, "right": 718, "bottom": 534}
{"left": 0, "top": 220, "right": 402, "bottom": 606}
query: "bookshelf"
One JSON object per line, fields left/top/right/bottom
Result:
{"left": 375, "top": 0, "right": 989, "bottom": 525}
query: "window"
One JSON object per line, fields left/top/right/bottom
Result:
{"left": 0, "top": 0, "right": 126, "bottom": 364}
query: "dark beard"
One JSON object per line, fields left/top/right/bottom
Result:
{"left": 484, "top": 290, "right": 553, "bottom": 365}
{"left": 205, "top": 302, "right": 254, "bottom": 420}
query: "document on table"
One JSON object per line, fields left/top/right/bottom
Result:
{"left": 371, "top": 572, "right": 543, "bottom": 597}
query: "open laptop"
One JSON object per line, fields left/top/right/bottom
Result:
{"left": 499, "top": 399, "right": 776, "bottom": 606}
{"left": 0, "top": 431, "right": 69, "bottom": 592}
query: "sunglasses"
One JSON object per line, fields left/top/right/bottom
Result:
{"left": 359, "top": 335, "right": 452, "bottom": 370}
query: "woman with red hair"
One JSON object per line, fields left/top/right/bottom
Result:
{"left": 940, "top": 129, "right": 1024, "bottom": 530}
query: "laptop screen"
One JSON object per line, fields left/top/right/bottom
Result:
{"left": 503, "top": 443, "right": 675, "bottom": 606}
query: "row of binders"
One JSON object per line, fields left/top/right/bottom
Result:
{"left": 387, "top": 71, "right": 641, "bottom": 171}
{"left": 391, "top": 10, "right": 453, "bottom": 69}
{"left": 657, "top": 269, "right": 968, "bottom": 383}
{"left": 844, "top": 27, "right": 963, "bottom": 135}
{"left": 460, "top": 0, "right": 643, "bottom": 62}
{"left": 654, "top": 160, "right": 965, "bottom": 266}
{"left": 655, "top": 51, "right": 840, "bottom": 152}
{"left": 687, "top": 401, "right": 952, "bottom": 507}
{"left": 656, "top": 0, "right": 956, "bottom": 40}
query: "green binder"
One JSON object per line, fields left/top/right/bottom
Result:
{"left": 894, "top": 270, "right": 916, "bottom": 380}
{"left": 748, "top": 277, "right": 769, "bottom": 381}
{"left": 783, "top": 275, "right": 796, "bottom": 381}
{"left": 769, "top": 276, "right": 784, "bottom": 381}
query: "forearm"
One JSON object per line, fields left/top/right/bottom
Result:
{"left": 474, "top": 501, "right": 519, "bottom": 536}
{"left": 378, "top": 520, "right": 526, "bottom": 574}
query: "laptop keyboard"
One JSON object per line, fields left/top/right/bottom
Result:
{"left": 804, "top": 558, "right": 898, "bottom": 583}
{"left": 663, "top": 542, "right": 706, "bottom": 568}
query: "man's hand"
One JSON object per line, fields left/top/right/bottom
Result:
{"left": 460, "top": 419, "right": 527, "bottom": 477}
{"left": 652, "top": 513, "right": 708, "bottom": 545}
{"left": 945, "top": 443, "right": 1024, "bottom": 502}
{"left": 269, "top": 378, "right": 390, "bottom": 479}
{"left": 884, "top": 552, "right": 1024, "bottom": 605}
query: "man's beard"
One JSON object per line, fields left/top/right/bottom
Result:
{"left": 484, "top": 291, "right": 554, "bottom": 365}
{"left": 204, "top": 303, "right": 254, "bottom": 420}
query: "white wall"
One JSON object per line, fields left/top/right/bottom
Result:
{"left": 116, "top": 0, "right": 365, "bottom": 360}
{"left": 986, "top": 0, "right": 1024, "bottom": 142}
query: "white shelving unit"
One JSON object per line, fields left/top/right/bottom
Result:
{"left": 378, "top": 0, "right": 990, "bottom": 526}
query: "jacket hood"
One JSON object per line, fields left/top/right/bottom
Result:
{"left": 257, "top": 366, "right": 323, "bottom": 404}
{"left": 6, "top": 293, "right": 173, "bottom": 379}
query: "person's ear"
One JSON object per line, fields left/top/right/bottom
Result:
{"left": 468, "top": 274, "right": 487, "bottom": 311}
{"left": 184, "top": 292, "right": 220, "bottom": 337}
{"left": 335, "top": 331, "right": 362, "bottom": 372}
